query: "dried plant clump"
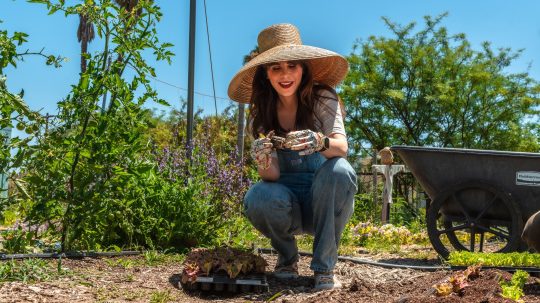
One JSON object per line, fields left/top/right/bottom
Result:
{"left": 181, "top": 247, "right": 267, "bottom": 284}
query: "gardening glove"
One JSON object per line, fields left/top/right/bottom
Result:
{"left": 284, "top": 129, "right": 325, "bottom": 156}
{"left": 270, "top": 134, "right": 287, "bottom": 150}
{"left": 251, "top": 131, "right": 276, "bottom": 170}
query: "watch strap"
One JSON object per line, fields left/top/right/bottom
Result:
{"left": 319, "top": 133, "right": 330, "bottom": 152}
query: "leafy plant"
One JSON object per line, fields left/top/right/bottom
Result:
{"left": 351, "top": 221, "right": 429, "bottom": 248}
{"left": 104, "top": 258, "right": 135, "bottom": 269}
{"left": 350, "top": 193, "right": 378, "bottom": 225}
{"left": 448, "top": 251, "right": 540, "bottom": 268}
{"left": 0, "top": 258, "right": 57, "bottom": 282}
{"left": 433, "top": 264, "right": 481, "bottom": 296}
{"left": 149, "top": 290, "right": 173, "bottom": 303}
{"left": 0, "top": 228, "right": 34, "bottom": 253}
{"left": 213, "top": 215, "right": 259, "bottom": 250}
{"left": 500, "top": 270, "right": 529, "bottom": 302}
{"left": 390, "top": 195, "right": 424, "bottom": 227}
{"left": 143, "top": 250, "right": 165, "bottom": 266}
{"left": 17, "top": 0, "right": 174, "bottom": 251}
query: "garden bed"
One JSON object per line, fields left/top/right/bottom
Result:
{"left": 0, "top": 253, "right": 538, "bottom": 302}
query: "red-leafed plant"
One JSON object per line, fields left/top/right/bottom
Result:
{"left": 433, "top": 264, "right": 481, "bottom": 296}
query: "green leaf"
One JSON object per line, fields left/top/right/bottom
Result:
{"left": 13, "top": 179, "right": 31, "bottom": 200}
{"left": 48, "top": 6, "right": 59, "bottom": 15}
{"left": 385, "top": 89, "right": 405, "bottom": 101}
{"left": 80, "top": 74, "right": 89, "bottom": 90}
{"left": 154, "top": 98, "right": 170, "bottom": 106}
{"left": 79, "top": 149, "right": 91, "bottom": 159}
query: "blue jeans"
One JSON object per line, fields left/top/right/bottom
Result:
{"left": 244, "top": 149, "right": 357, "bottom": 273}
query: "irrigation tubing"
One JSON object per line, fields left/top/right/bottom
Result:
{"left": 0, "top": 251, "right": 140, "bottom": 261}
{"left": 258, "top": 248, "right": 540, "bottom": 274}
{"left": 0, "top": 248, "right": 446, "bottom": 271}
{"left": 258, "top": 247, "right": 448, "bottom": 272}
{"left": 2, "top": 249, "right": 539, "bottom": 274}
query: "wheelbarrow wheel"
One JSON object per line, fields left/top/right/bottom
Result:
{"left": 427, "top": 181, "right": 523, "bottom": 259}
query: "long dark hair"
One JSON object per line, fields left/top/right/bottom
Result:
{"left": 248, "top": 61, "right": 343, "bottom": 138}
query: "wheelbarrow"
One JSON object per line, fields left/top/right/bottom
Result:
{"left": 391, "top": 146, "right": 540, "bottom": 258}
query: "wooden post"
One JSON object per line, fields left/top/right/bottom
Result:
{"left": 372, "top": 149, "right": 378, "bottom": 209}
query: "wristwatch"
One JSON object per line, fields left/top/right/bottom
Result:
{"left": 320, "top": 135, "right": 330, "bottom": 152}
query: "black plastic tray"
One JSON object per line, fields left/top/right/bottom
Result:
{"left": 180, "top": 272, "right": 269, "bottom": 293}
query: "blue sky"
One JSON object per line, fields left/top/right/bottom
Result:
{"left": 2, "top": 0, "right": 540, "bottom": 119}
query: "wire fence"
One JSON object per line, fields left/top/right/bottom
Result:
{"left": 353, "top": 148, "right": 429, "bottom": 223}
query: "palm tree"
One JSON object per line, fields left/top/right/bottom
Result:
{"left": 242, "top": 46, "right": 260, "bottom": 65}
{"left": 112, "top": 0, "right": 142, "bottom": 66}
{"left": 236, "top": 46, "right": 260, "bottom": 163}
{"left": 114, "top": 0, "right": 140, "bottom": 14}
{"left": 76, "top": 14, "right": 95, "bottom": 73}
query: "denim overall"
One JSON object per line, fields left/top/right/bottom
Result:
{"left": 244, "top": 149, "right": 357, "bottom": 273}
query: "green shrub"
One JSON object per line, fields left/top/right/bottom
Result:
{"left": 350, "top": 193, "right": 378, "bottom": 225}
{"left": 6, "top": 1, "right": 256, "bottom": 252}
{"left": 0, "top": 228, "right": 34, "bottom": 253}
{"left": 390, "top": 196, "right": 425, "bottom": 228}
{"left": 0, "top": 258, "right": 53, "bottom": 282}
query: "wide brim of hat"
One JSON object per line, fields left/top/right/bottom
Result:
{"left": 228, "top": 44, "right": 349, "bottom": 104}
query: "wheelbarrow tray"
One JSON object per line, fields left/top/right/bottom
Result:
{"left": 391, "top": 145, "right": 540, "bottom": 219}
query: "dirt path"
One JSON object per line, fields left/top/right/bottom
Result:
{"left": 0, "top": 254, "right": 538, "bottom": 302}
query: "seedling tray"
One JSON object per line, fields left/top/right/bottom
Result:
{"left": 450, "top": 265, "right": 540, "bottom": 274}
{"left": 180, "top": 272, "right": 269, "bottom": 293}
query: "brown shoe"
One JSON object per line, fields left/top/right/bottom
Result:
{"left": 314, "top": 271, "right": 342, "bottom": 290}
{"left": 273, "top": 262, "right": 299, "bottom": 279}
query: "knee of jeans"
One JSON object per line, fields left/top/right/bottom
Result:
{"left": 317, "top": 157, "right": 357, "bottom": 190}
{"left": 243, "top": 183, "right": 293, "bottom": 220}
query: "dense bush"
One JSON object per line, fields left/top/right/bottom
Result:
{"left": 1, "top": 0, "right": 255, "bottom": 252}
{"left": 9, "top": 115, "right": 254, "bottom": 252}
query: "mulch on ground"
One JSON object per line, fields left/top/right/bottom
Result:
{"left": 0, "top": 254, "right": 538, "bottom": 302}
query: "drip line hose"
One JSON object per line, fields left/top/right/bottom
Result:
{"left": 257, "top": 247, "right": 448, "bottom": 272}
{"left": 2, "top": 249, "right": 539, "bottom": 274}
{"left": 0, "top": 251, "right": 141, "bottom": 261}
{"left": 1, "top": 248, "right": 446, "bottom": 271}
{"left": 258, "top": 248, "right": 540, "bottom": 274}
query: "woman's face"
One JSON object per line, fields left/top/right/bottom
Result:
{"left": 265, "top": 61, "right": 303, "bottom": 100}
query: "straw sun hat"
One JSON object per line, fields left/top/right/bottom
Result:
{"left": 227, "top": 23, "right": 349, "bottom": 104}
